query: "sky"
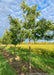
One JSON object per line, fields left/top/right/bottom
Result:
{"left": 0, "top": 0, "right": 54, "bottom": 42}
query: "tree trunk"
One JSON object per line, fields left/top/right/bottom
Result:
{"left": 29, "top": 39, "right": 31, "bottom": 73}
{"left": 14, "top": 45, "right": 16, "bottom": 56}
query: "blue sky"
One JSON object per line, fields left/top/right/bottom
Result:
{"left": 0, "top": 0, "right": 54, "bottom": 39}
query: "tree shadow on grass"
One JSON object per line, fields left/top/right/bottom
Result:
{"left": 0, "top": 49, "right": 29, "bottom": 75}
{"left": 0, "top": 53, "right": 15, "bottom": 75}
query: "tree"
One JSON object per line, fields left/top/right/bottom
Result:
{"left": 8, "top": 15, "right": 25, "bottom": 56}
{"left": 21, "top": 1, "right": 41, "bottom": 72}
{"left": 2, "top": 29, "right": 11, "bottom": 45}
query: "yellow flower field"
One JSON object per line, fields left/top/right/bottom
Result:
{"left": 17, "top": 44, "right": 54, "bottom": 51}
{"left": 16, "top": 44, "right": 54, "bottom": 57}
{"left": 3, "top": 44, "right": 54, "bottom": 57}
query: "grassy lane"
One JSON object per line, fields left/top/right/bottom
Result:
{"left": 0, "top": 46, "right": 54, "bottom": 74}
{"left": 0, "top": 52, "right": 16, "bottom": 75}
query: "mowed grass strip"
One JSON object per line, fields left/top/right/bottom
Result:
{"left": 0, "top": 52, "right": 16, "bottom": 75}
{"left": 0, "top": 44, "right": 54, "bottom": 74}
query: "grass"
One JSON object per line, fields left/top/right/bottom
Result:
{"left": 0, "top": 53, "right": 16, "bottom": 75}
{"left": 0, "top": 44, "right": 54, "bottom": 74}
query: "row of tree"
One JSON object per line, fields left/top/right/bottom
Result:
{"left": 0, "top": 1, "right": 54, "bottom": 72}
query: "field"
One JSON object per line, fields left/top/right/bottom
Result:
{"left": 0, "top": 44, "right": 54, "bottom": 75}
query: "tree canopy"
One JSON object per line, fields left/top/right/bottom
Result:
{"left": 8, "top": 15, "right": 24, "bottom": 45}
{"left": 32, "top": 18, "right": 54, "bottom": 40}
{"left": 21, "top": 0, "right": 41, "bottom": 41}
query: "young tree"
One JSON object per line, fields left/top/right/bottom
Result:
{"left": 2, "top": 29, "right": 11, "bottom": 45}
{"left": 21, "top": 1, "right": 41, "bottom": 72}
{"left": 8, "top": 15, "right": 25, "bottom": 56}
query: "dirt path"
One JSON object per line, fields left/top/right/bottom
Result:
{"left": 0, "top": 49, "right": 46, "bottom": 75}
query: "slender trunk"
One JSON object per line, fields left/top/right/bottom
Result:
{"left": 29, "top": 39, "right": 31, "bottom": 73}
{"left": 14, "top": 45, "right": 16, "bottom": 56}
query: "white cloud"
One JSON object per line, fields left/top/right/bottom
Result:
{"left": 2, "top": 0, "right": 16, "bottom": 3}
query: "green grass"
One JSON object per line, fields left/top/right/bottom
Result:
{"left": 0, "top": 46, "right": 54, "bottom": 74}
{"left": 17, "top": 49, "right": 54, "bottom": 74}
{"left": 0, "top": 52, "right": 16, "bottom": 75}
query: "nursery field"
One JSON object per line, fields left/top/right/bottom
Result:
{"left": 0, "top": 44, "right": 54, "bottom": 75}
